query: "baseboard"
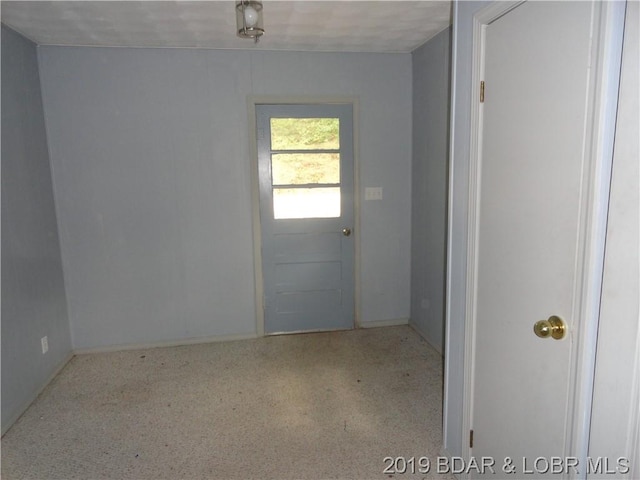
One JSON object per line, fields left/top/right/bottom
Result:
{"left": 1, "top": 351, "right": 74, "bottom": 437}
{"left": 408, "top": 321, "right": 444, "bottom": 355}
{"left": 358, "top": 318, "right": 409, "bottom": 329}
{"left": 73, "top": 332, "right": 259, "bottom": 355}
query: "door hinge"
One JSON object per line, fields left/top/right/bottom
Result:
{"left": 480, "top": 81, "right": 485, "bottom": 103}
{"left": 470, "top": 429, "right": 474, "bottom": 448}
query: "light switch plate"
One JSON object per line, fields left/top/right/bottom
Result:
{"left": 365, "top": 187, "right": 383, "bottom": 200}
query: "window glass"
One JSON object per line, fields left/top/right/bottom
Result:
{"left": 270, "top": 118, "right": 339, "bottom": 150}
{"left": 272, "top": 153, "right": 340, "bottom": 185}
{"left": 273, "top": 188, "right": 340, "bottom": 219}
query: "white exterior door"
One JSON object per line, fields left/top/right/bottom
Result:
{"left": 467, "top": 2, "right": 621, "bottom": 477}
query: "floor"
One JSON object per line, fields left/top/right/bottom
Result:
{"left": 2, "top": 326, "right": 451, "bottom": 480}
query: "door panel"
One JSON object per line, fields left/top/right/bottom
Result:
{"left": 471, "top": 2, "right": 596, "bottom": 476}
{"left": 257, "top": 104, "right": 354, "bottom": 334}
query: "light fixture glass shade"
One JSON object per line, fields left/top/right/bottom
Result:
{"left": 236, "top": 1, "right": 264, "bottom": 42}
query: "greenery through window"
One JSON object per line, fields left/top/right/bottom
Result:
{"left": 270, "top": 117, "right": 341, "bottom": 219}
{"left": 270, "top": 118, "right": 339, "bottom": 150}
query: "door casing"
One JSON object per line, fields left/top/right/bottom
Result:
{"left": 247, "top": 96, "right": 361, "bottom": 336}
{"left": 460, "top": 0, "right": 625, "bottom": 474}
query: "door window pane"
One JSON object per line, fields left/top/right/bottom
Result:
{"left": 270, "top": 118, "right": 339, "bottom": 150}
{"left": 273, "top": 187, "right": 340, "bottom": 219}
{"left": 272, "top": 153, "right": 340, "bottom": 185}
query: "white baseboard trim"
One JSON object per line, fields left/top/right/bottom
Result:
{"left": 72, "top": 332, "right": 259, "bottom": 355}
{"left": 408, "top": 321, "right": 444, "bottom": 355}
{"left": 2, "top": 351, "right": 74, "bottom": 437}
{"left": 358, "top": 318, "right": 409, "bottom": 329}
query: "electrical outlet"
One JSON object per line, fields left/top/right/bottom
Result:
{"left": 365, "top": 187, "right": 383, "bottom": 200}
{"left": 41, "top": 336, "right": 49, "bottom": 354}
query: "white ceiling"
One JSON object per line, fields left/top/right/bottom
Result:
{"left": 0, "top": 1, "right": 452, "bottom": 53}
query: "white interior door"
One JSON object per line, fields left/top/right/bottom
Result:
{"left": 468, "top": 2, "right": 617, "bottom": 477}
{"left": 257, "top": 104, "right": 355, "bottom": 334}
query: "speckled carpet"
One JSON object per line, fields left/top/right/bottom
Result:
{"left": 1, "top": 326, "right": 450, "bottom": 479}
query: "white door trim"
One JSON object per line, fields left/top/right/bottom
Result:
{"left": 630, "top": 333, "right": 640, "bottom": 479}
{"left": 564, "top": 2, "right": 626, "bottom": 472}
{"left": 246, "top": 96, "right": 361, "bottom": 336}
{"left": 461, "top": 1, "right": 625, "bottom": 476}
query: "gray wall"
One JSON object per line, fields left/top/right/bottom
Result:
{"left": 37, "top": 47, "right": 412, "bottom": 350}
{"left": 1, "top": 26, "right": 72, "bottom": 433}
{"left": 410, "top": 28, "right": 451, "bottom": 353}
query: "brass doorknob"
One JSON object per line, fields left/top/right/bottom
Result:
{"left": 533, "top": 315, "right": 566, "bottom": 340}
{"left": 342, "top": 228, "right": 352, "bottom": 237}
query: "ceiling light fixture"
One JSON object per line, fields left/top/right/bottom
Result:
{"left": 236, "top": 0, "right": 264, "bottom": 43}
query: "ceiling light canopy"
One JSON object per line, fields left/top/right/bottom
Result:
{"left": 236, "top": 1, "right": 264, "bottom": 43}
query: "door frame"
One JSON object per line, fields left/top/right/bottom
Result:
{"left": 247, "top": 96, "right": 361, "bottom": 336}
{"left": 460, "top": 0, "right": 625, "bottom": 474}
